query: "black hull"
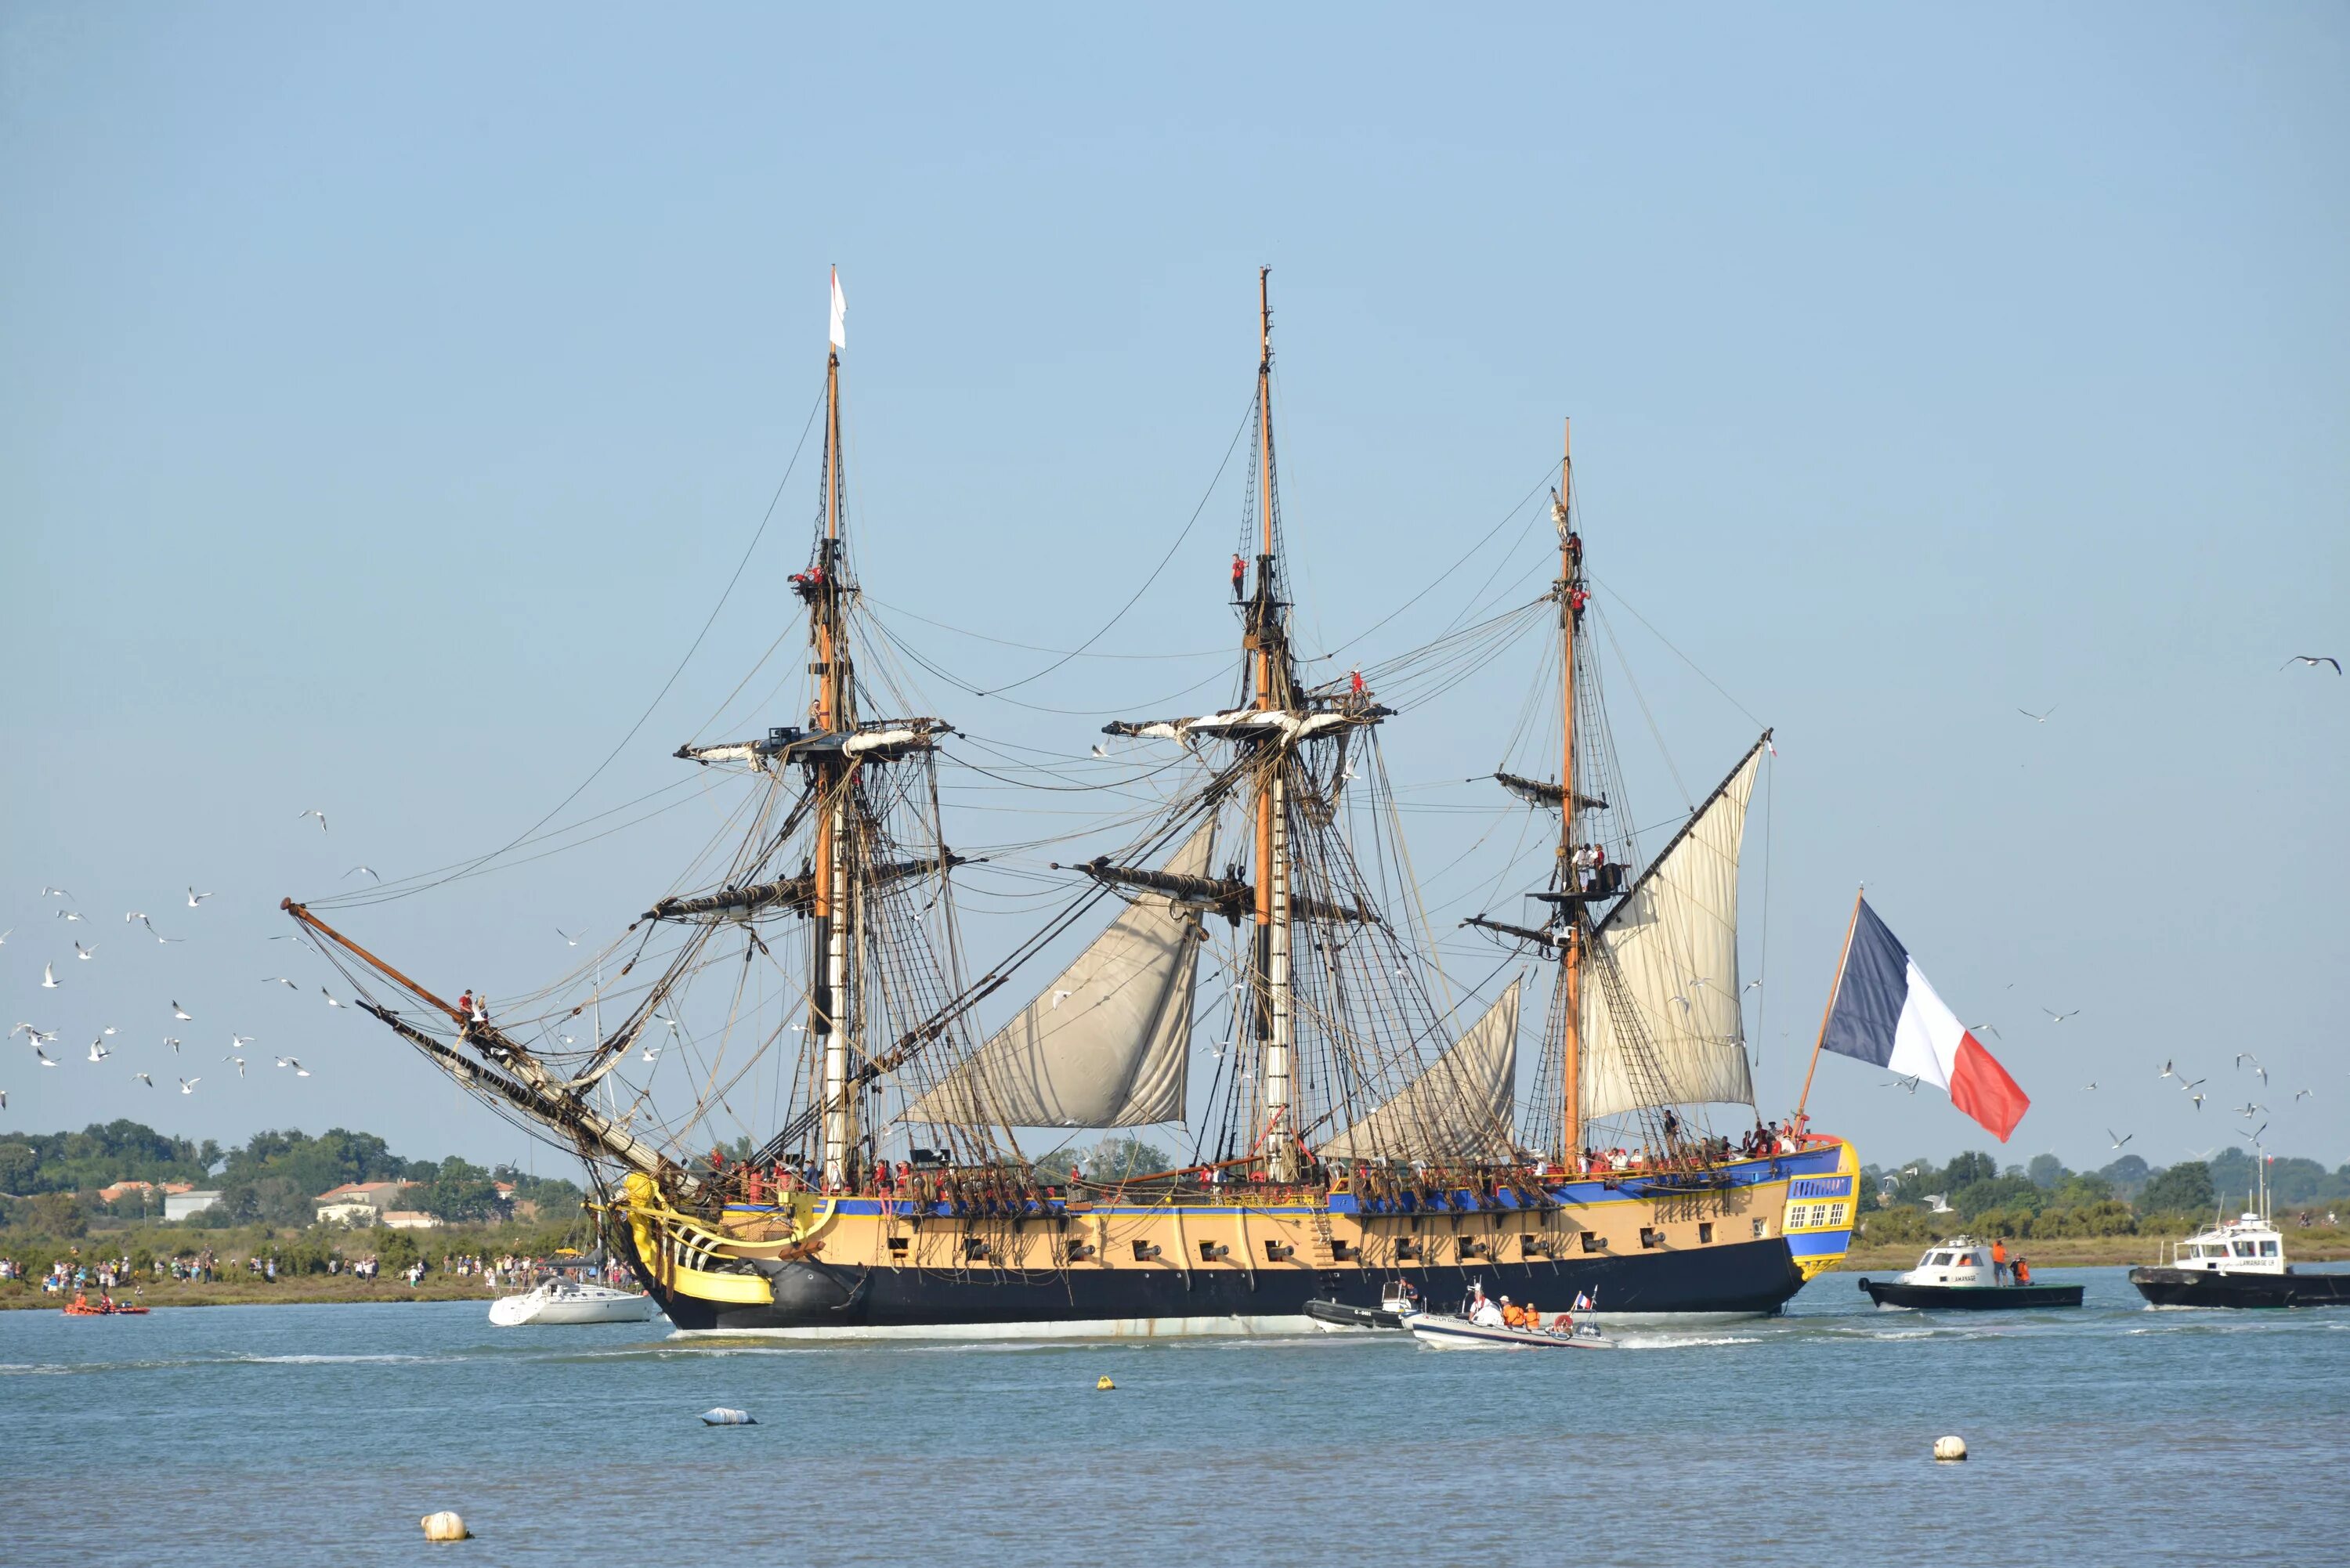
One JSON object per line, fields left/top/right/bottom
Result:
{"left": 1304, "top": 1299, "right": 1404, "bottom": 1330}
{"left": 1858, "top": 1278, "right": 2084, "bottom": 1310}
{"left": 638, "top": 1235, "right": 1808, "bottom": 1334}
{"left": 2129, "top": 1266, "right": 2350, "bottom": 1310}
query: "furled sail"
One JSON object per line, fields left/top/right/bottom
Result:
{"left": 902, "top": 821, "right": 1213, "bottom": 1129}
{"left": 1578, "top": 741, "right": 1765, "bottom": 1122}
{"left": 1319, "top": 978, "right": 1519, "bottom": 1161}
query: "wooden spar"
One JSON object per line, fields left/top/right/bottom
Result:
{"left": 279, "top": 899, "right": 694, "bottom": 1190}
{"left": 1252, "top": 266, "right": 1296, "bottom": 1180}
{"left": 815, "top": 269, "right": 854, "bottom": 1187}
{"left": 1794, "top": 884, "right": 1866, "bottom": 1125}
{"left": 1558, "top": 418, "right": 1583, "bottom": 1163}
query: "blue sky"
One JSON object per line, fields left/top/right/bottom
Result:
{"left": 4, "top": 4, "right": 2344, "bottom": 1176}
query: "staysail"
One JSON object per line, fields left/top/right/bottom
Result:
{"left": 902, "top": 821, "right": 1213, "bottom": 1129}
{"left": 1578, "top": 741, "right": 1765, "bottom": 1122}
{"left": 1318, "top": 978, "right": 1519, "bottom": 1161}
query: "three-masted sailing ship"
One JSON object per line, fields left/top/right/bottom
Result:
{"left": 285, "top": 269, "right": 1857, "bottom": 1335}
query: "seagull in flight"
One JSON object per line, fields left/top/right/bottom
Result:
{"left": 1051, "top": 990, "right": 1074, "bottom": 1010}
{"left": 2081, "top": 1081, "right": 2098, "bottom": 1090}
{"left": 163, "top": 1038, "right": 181, "bottom": 1054}
{"left": 1968, "top": 1023, "right": 2001, "bottom": 1040}
{"left": 2234, "top": 1051, "right": 2259, "bottom": 1071}
{"left": 2179, "top": 1076, "right": 2205, "bottom": 1092}
{"left": 265, "top": 977, "right": 298, "bottom": 989}
{"left": 88, "top": 1040, "right": 110, "bottom": 1062}
{"left": 320, "top": 988, "right": 343, "bottom": 1008}
{"left": 42, "top": 963, "right": 60, "bottom": 988}
{"left": 2254, "top": 1064, "right": 2269, "bottom": 1086}
{"left": 124, "top": 911, "right": 146, "bottom": 923}
{"left": 2294, "top": 1088, "right": 2314, "bottom": 1101}
{"left": 274, "top": 1056, "right": 307, "bottom": 1076}
{"left": 41, "top": 886, "right": 71, "bottom": 900}
{"left": 35, "top": 1047, "right": 57, "bottom": 1067}
{"left": 2158, "top": 1060, "right": 2175, "bottom": 1079}
{"left": 186, "top": 888, "right": 212, "bottom": 907}
{"left": 1744, "top": 978, "right": 1764, "bottom": 994}
{"left": 2018, "top": 705, "right": 2059, "bottom": 723}
{"left": 143, "top": 917, "right": 181, "bottom": 943}
{"left": 74, "top": 941, "right": 96, "bottom": 961}
{"left": 2281, "top": 655, "right": 2341, "bottom": 674}
{"left": 2042, "top": 1007, "right": 2079, "bottom": 1024}
{"left": 0, "top": 929, "right": 9, "bottom": 945}
{"left": 55, "top": 909, "right": 86, "bottom": 923}
{"left": 1089, "top": 743, "right": 1108, "bottom": 759}
{"left": 345, "top": 865, "right": 380, "bottom": 883}
{"left": 298, "top": 808, "right": 328, "bottom": 832}
{"left": 133, "top": 1071, "right": 154, "bottom": 1088}
{"left": 556, "top": 927, "right": 581, "bottom": 946}
{"left": 2107, "top": 1129, "right": 2133, "bottom": 1151}
{"left": 2189, "top": 1091, "right": 2206, "bottom": 1111}
{"left": 179, "top": 1077, "right": 199, "bottom": 1093}
{"left": 230, "top": 1032, "right": 255, "bottom": 1049}
{"left": 639, "top": 1046, "right": 660, "bottom": 1064}
{"left": 172, "top": 1001, "right": 193, "bottom": 1020}
{"left": 2235, "top": 1103, "right": 2264, "bottom": 1118}
{"left": 1882, "top": 1075, "right": 1920, "bottom": 1094}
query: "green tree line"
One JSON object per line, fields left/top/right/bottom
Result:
{"left": 1859, "top": 1146, "right": 2350, "bottom": 1245}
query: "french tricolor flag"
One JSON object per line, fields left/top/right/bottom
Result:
{"left": 1819, "top": 898, "right": 2031, "bottom": 1142}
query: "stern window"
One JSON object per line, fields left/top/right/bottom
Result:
{"left": 2233, "top": 1241, "right": 2258, "bottom": 1258}
{"left": 2259, "top": 1241, "right": 2280, "bottom": 1256}
{"left": 1928, "top": 1252, "right": 1954, "bottom": 1266}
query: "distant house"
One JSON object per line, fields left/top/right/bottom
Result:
{"left": 380, "top": 1210, "right": 443, "bottom": 1230}
{"left": 165, "top": 1190, "right": 221, "bottom": 1221}
{"left": 313, "top": 1179, "right": 421, "bottom": 1226}
{"left": 97, "top": 1180, "right": 161, "bottom": 1205}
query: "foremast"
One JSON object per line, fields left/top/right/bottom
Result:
{"left": 1553, "top": 421, "right": 1585, "bottom": 1163}
{"left": 813, "top": 267, "right": 857, "bottom": 1189}
{"left": 1246, "top": 267, "right": 1299, "bottom": 1181}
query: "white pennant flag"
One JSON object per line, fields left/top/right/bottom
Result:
{"left": 828, "top": 266, "right": 845, "bottom": 350}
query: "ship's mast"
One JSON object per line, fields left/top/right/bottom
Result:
{"left": 1250, "top": 267, "right": 1296, "bottom": 1180}
{"left": 815, "top": 268, "right": 857, "bottom": 1188}
{"left": 1556, "top": 420, "right": 1583, "bottom": 1164}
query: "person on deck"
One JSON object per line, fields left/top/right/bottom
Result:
{"left": 1991, "top": 1237, "right": 2008, "bottom": 1284}
{"left": 2014, "top": 1257, "right": 2032, "bottom": 1286}
{"left": 1471, "top": 1290, "right": 1505, "bottom": 1328}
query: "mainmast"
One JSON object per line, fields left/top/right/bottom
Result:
{"left": 1555, "top": 420, "right": 1583, "bottom": 1163}
{"left": 814, "top": 266, "right": 858, "bottom": 1188}
{"left": 1249, "top": 267, "right": 1297, "bottom": 1181}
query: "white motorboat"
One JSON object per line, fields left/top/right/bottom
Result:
{"left": 488, "top": 1278, "right": 660, "bottom": 1326}
{"left": 1405, "top": 1280, "right": 1614, "bottom": 1350}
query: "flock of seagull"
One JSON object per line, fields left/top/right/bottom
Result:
{"left": 6, "top": 811, "right": 352, "bottom": 1114}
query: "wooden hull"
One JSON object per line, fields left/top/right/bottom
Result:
{"left": 618, "top": 1140, "right": 1861, "bottom": 1338}
{"left": 2129, "top": 1266, "right": 2350, "bottom": 1310}
{"left": 1858, "top": 1278, "right": 2084, "bottom": 1310}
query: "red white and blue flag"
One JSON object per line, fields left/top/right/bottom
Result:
{"left": 1820, "top": 898, "right": 2031, "bottom": 1142}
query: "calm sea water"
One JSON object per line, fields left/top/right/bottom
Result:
{"left": 4, "top": 1266, "right": 2343, "bottom": 1566}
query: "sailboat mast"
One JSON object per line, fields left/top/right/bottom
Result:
{"left": 1252, "top": 267, "right": 1296, "bottom": 1180}
{"left": 815, "top": 268, "right": 855, "bottom": 1188}
{"left": 1556, "top": 419, "right": 1584, "bottom": 1164}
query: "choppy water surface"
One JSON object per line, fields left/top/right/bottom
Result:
{"left": 5, "top": 1266, "right": 2343, "bottom": 1566}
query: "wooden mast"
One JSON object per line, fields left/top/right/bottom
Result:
{"left": 815, "top": 266, "right": 855, "bottom": 1188}
{"left": 1252, "top": 266, "right": 1296, "bottom": 1180}
{"left": 1556, "top": 419, "right": 1583, "bottom": 1165}
{"left": 1794, "top": 884, "right": 1865, "bottom": 1129}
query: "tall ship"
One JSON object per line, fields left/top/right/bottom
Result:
{"left": 285, "top": 271, "right": 1857, "bottom": 1335}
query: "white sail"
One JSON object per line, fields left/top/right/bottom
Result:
{"left": 1319, "top": 979, "right": 1519, "bottom": 1162}
{"left": 1579, "top": 744, "right": 1762, "bottom": 1122}
{"left": 902, "top": 822, "right": 1213, "bottom": 1129}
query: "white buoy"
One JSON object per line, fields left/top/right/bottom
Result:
{"left": 1932, "top": 1435, "right": 1968, "bottom": 1462}
{"left": 421, "top": 1511, "right": 470, "bottom": 1541}
{"left": 700, "top": 1407, "right": 757, "bottom": 1425}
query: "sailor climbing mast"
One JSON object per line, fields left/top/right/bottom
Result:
{"left": 815, "top": 266, "right": 856, "bottom": 1188}
{"left": 1251, "top": 267, "right": 1296, "bottom": 1180}
{"left": 1556, "top": 420, "right": 1583, "bottom": 1163}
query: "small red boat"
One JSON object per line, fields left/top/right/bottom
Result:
{"left": 62, "top": 1294, "right": 150, "bottom": 1317}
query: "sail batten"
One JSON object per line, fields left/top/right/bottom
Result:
{"left": 1318, "top": 979, "right": 1520, "bottom": 1162}
{"left": 902, "top": 822, "right": 1213, "bottom": 1130}
{"left": 1578, "top": 742, "right": 1765, "bottom": 1122}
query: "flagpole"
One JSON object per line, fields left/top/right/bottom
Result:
{"left": 1793, "top": 883, "right": 1866, "bottom": 1127}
